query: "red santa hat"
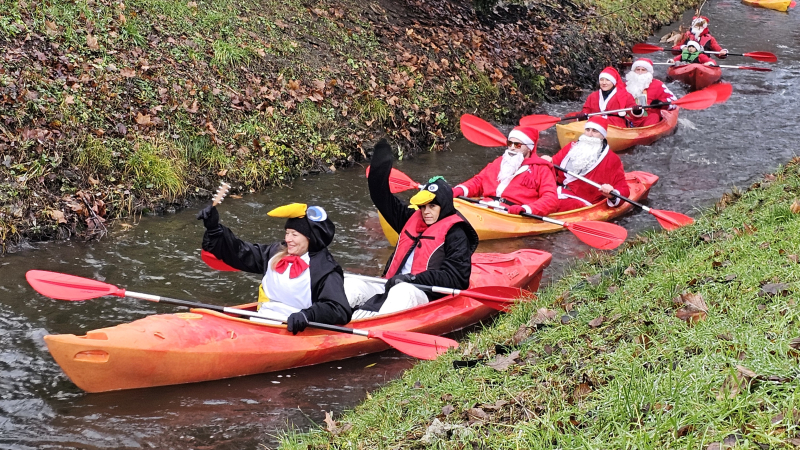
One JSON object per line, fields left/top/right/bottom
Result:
{"left": 631, "top": 58, "right": 654, "bottom": 74}
{"left": 598, "top": 67, "right": 619, "bottom": 85}
{"left": 507, "top": 126, "right": 539, "bottom": 152}
{"left": 584, "top": 116, "right": 609, "bottom": 138}
{"left": 691, "top": 16, "right": 709, "bottom": 27}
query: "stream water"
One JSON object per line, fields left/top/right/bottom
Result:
{"left": 1, "top": 2, "right": 798, "bottom": 448}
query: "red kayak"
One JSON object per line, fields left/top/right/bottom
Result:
{"left": 43, "top": 249, "right": 551, "bottom": 392}
{"left": 667, "top": 64, "right": 722, "bottom": 90}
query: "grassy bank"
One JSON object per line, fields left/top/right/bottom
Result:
{"left": 281, "top": 159, "right": 800, "bottom": 449}
{"left": 0, "top": 0, "right": 698, "bottom": 249}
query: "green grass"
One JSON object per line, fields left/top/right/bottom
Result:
{"left": 282, "top": 160, "right": 800, "bottom": 449}
{"left": 125, "top": 140, "right": 187, "bottom": 198}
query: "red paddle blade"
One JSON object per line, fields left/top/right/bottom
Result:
{"left": 519, "top": 114, "right": 562, "bottom": 131}
{"left": 632, "top": 43, "right": 665, "bottom": 54}
{"left": 673, "top": 89, "right": 717, "bottom": 110}
{"left": 26, "top": 270, "right": 124, "bottom": 301}
{"left": 201, "top": 250, "right": 239, "bottom": 272}
{"left": 565, "top": 220, "right": 627, "bottom": 250}
{"left": 457, "top": 285, "right": 531, "bottom": 311}
{"left": 365, "top": 166, "right": 421, "bottom": 193}
{"left": 790, "top": 1, "right": 796, "bottom": 8}
{"left": 743, "top": 51, "right": 777, "bottom": 63}
{"left": 368, "top": 330, "right": 458, "bottom": 360}
{"left": 459, "top": 114, "right": 506, "bottom": 147}
{"left": 705, "top": 83, "right": 733, "bottom": 104}
{"left": 649, "top": 209, "right": 694, "bottom": 231}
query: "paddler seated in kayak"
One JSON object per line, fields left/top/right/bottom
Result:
{"left": 569, "top": 67, "right": 641, "bottom": 128}
{"left": 671, "top": 16, "right": 728, "bottom": 59}
{"left": 451, "top": 126, "right": 558, "bottom": 217}
{"left": 625, "top": 58, "right": 678, "bottom": 127}
{"left": 345, "top": 139, "right": 478, "bottom": 319}
{"left": 540, "top": 116, "right": 630, "bottom": 212}
{"left": 198, "top": 202, "right": 352, "bottom": 333}
{"left": 668, "top": 40, "right": 718, "bottom": 66}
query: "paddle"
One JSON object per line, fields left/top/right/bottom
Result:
{"left": 200, "top": 250, "right": 531, "bottom": 311}
{"left": 551, "top": 165, "right": 693, "bottom": 230}
{"left": 26, "top": 270, "right": 458, "bottom": 360}
{"left": 365, "top": 166, "right": 422, "bottom": 193}
{"left": 460, "top": 114, "right": 507, "bottom": 147}
{"left": 457, "top": 196, "right": 627, "bottom": 250}
{"left": 705, "top": 83, "right": 733, "bottom": 103}
{"left": 519, "top": 88, "right": 718, "bottom": 131}
{"left": 632, "top": 43, "right": 778, "bottom": 62}
{"left": 641, "top": 62, "right": 773, "bottom": 72}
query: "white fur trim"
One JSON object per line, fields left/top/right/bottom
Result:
{"left": 522, "top": 205, "right": 532, "bottom": 214}
{"left": 597, "top": 87, "right": 616, "bottom": 113}
{"left": 631, "top": 60, "right": 653, "bottom": 74}
{"left": 607, "top": 197, "right": 621, "bottom": 207}
{"left": 599, "top": 73, "right": 617, "bottom": 84}
{"left": 455, "top": 184, "right": 468, "bottom": 197}
{"left": 584, "top": 122, "right": 607, "bottom": 138}
{"left": 507, "top": 130, "right": 535, "bottom": 151}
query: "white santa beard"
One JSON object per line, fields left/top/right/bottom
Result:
{"left": 497, "top": 150, "right": 524, "bottom": 184}
{"left": 566, "top": 135, "right": 604, "bottom": 176}
{"left": 625, "top": 71, "right": 653, "bottom": 97}
{"left": 691, "top": 25, "right": 706, "bottom": 39}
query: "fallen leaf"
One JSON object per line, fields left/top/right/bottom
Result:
{"left": 623, "top": 266, "right": 637, "bottom": 276}
{"left": 486, "top": 351, "right": 520, "bottom": 371}
{"left": 120, "top": 67, "right": 136, "bottom": 78}
{"left": 323, "top": 411, "right": 352, "bottom": 436}
{"left": 588, "top": 316, "right": 604, "bottom": 328}
{"left": 791, "top": 200, "right": 800, "bottom": 214}
{"left": 675, "top": 292, "right": 708, "bottom": 324}
{"left": 759, "top": 283, "right": 790, "bottom": 297}
{"left": 586, "top": 273, "right": 602, "bottom": 286}
{"left": 135, "top": 112, "right": 152, "bottom": 126}
{"left": 675, "top": 424, "right": 695, "bottom": 437}
{"left": 86, "top": 34, "right": 99, "bottom": 50}
{"left": 49, "top": 210, "right": 67, "bottom": 224}
{"left": 572, "top": 383, "right": 592, "bottom": 402}
{"left": 441, "top": 404, "right": 455, "bottom": 416}
{"left": 511, "top": 324, "right": 531, "bottom": 345}
{"left": 530, "top": 308, "right": 559, "bottom": 326}
{"left": 466, "top": 407, "right": 488, "bottom": 424}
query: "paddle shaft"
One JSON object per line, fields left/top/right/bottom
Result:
{"left": 457, "top": 195, "right": 566, "bottom": 226}
{"left": 121, "top": 289, "right": 369, "bottom": 336}
{"left": 552, "top": 165, "right": 651, "bottom": 212}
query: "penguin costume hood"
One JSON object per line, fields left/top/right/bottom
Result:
{"left": 268, "top": 203, "right": 335, "bottom": 253}
{"left": 408, "top": 176, "right": 478, "bottom": 254}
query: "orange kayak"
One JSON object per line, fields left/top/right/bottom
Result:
{"left": 742, "top": 0, "right": 792, "bottom": 11}
{"left": 667, "top": 64, "right": 722, "bottom": 90}
{"left": 43, "top": 249, "right": 551, "bottom": 393}
{"left": 555, "top": 109, "right": 679, "bottom": 152}
{"left": 381, "top": 172, "right": 658, "bottom": 243}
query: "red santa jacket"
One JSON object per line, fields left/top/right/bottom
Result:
{"left": 455, "top": 155, "right": 558, "bottom": 216}
{"left": 581, "top": 88, "right": 638, "bottom": 128}
{"left": 552, "top": 142, "right": 630, "bottom": 213}
{"left": 629, "top": 79, "right": 678, "bottom": 127}
{"left": 672, "top": 29, "right": 726, "bottom": 57}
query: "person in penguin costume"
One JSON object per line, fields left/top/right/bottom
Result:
{"left": 624, "top": 58, "right": 678, "bottom": 127}
{"left": 541, "top": 116, "right": 631, "bottom": 212}
{"left": 573, "top": 67, "right": 640, "bottom": 128}
{"left": 671, "top": 16, "right": 728, "bottom": 58}
{"left": 198, "top": 202, "right": 352, "bottom": 333}
{"left": 346, "top": 139, "right": 479, "bottom": 319}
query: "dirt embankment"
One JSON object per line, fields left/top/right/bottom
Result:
{"left": 0, "top": 0, "right": 698, "bottom": 250}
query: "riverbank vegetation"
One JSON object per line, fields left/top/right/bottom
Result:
{"left": 281, "top": 158, "right": 800, "bottom": 449}
{"left": 0, "top": 0, "right": 698, "bottom": 249}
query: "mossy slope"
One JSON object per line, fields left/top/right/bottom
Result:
{"left": 282, "top": 159, "right": 800, "bottom": 449}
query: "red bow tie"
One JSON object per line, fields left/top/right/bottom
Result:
{"left": 274, "top": 255, "right": 309, "bottom": 279}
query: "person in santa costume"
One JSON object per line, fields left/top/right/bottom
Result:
{"left": 345, "top": 139, "right": 478, "bottom": 319}
{"left": 540, "top": 116, "right": 630, "bottom": 212}
{"left": 625, "top": 58, "right": 678, "bottom": 127}
{"left": 668, "top": 40, "right": 718, "bottom": 66}
{"left": 671, "top": 16, "right": 727, "bottom": 58}
{"left": 451, "top": 126, "right": 558, "bottom": 217}
{"left": 575, "top": 67, "right": 641, "bottom": 128}
{"left": 198, "top": 202, "right": 352, "bottom": 333}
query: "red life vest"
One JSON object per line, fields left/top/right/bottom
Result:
{"left": 384, "top": 211, "right": 465, "bottom": 278}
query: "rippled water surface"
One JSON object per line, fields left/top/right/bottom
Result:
{"left": 1, "top": 3, "right": 797, "bottom": 448}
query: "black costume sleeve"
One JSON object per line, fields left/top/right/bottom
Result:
{"left": 411, "top": 225, "right": 472, "bottom": 290}
{"left": 202, "top": 224, "right": 280, "bottom": 275}
{"left": 368, "top": 139, "right": 414, "bottom": 233}
{"left": 301, "top": 269, "right": 352, "bottom": 325}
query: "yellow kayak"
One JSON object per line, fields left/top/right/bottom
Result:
{"left": 556, "top": 109, "right": 679, "bottom": 152}
{"left": 742, "top": 0, "right": 793, "bottom": 10}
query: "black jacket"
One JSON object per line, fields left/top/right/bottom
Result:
{"left": 368, "top": 139, "right": 478, "bottom": 292}
{"left": 202, "top": 225, "right": 352, "bottom": 325}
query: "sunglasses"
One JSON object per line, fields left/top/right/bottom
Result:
{"left": 507, "top": 141, "right": 525, "bottom": 149}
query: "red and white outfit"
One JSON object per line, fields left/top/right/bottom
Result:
{"left": 626, "top": 58, "right": 678, "bottom": 127}
{"left": 672, "top": 16, "right": 727, "bottom": 58}
{"left": 552, "top": 117, "right": 630, "bottom": 212}
{"left": 453, "top": 127, "right": 558, "bottom": 217}
{"left": 581, "top": 67, "right": 638, "bottom": 128}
